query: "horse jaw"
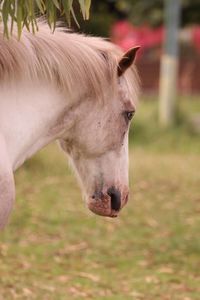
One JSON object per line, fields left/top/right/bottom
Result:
{"left": 61, "top": 135, "right": 129, "bottom": 218}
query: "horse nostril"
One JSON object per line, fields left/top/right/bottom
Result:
{"left": 107, "top": 187, "right": 121, "bottom": 211}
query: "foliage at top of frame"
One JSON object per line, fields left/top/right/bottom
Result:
{"left": 0, "top": 0, "right": 91, "bottom": 38}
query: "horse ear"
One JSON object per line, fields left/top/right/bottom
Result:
{"left": 117, "top": 46, "right": 140, "bottom": 77}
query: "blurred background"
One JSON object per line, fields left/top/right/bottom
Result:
{"left": 80, "top": 0, "right": 200, "bottom": 94}
{"left": 77, "top": 0, "right": 200, "bottom": 149}
{"left": 0, "top": 1, "right": 200, "bottom": 299}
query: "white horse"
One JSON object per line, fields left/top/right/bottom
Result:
{"left": 0, "top": 22, "right": 139, "bottom": 228}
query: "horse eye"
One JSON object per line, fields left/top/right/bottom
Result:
{"left": 126, "top": 111, "right": 135, "bottom": 121}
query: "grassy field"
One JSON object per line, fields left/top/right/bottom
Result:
{"left": 0, "top": 98, "right": 200, "bottom": 300}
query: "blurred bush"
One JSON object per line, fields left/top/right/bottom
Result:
{"left": 78, "top": 0, "right": 200, "bottom": 37}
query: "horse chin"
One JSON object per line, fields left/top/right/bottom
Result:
{"left": 87, "top": 195, "right": 119, "bottom": 218}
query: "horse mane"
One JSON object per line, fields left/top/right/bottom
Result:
{"left": 0, "top": 21, "right": 139, "bottom": 101}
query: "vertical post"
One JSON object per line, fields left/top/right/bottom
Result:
{"left": 159, "top": 0, "right": 181, "bottom": 126}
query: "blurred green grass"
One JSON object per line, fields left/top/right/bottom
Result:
{"left": 0, "top": 97, "right": 200, "bottom": 299}
{"left": 131, "top": 95, "right": 200, "bottom": 153}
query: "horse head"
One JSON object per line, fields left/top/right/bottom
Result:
{"left": 60, "top": 47, "right": 140, "bottom": 217}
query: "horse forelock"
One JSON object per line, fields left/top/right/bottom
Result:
{"left": 0, "top": 21, "right": 139, "bottom": 102}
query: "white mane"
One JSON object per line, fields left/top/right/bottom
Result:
{"left": 0, "top": 21, "right": 139, "bottom": 101}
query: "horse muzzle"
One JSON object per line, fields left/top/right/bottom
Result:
{"left": 88, "top": 186, "right": 129, "bottom": 217}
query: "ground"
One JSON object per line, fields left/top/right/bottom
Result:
{"left": 0, "top": 98, "right": 200, "bottom": 300}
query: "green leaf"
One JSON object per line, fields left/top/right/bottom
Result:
{"left": 10, "top": 0, "right": 17, "bottom": 35}
{"left": 84, "top": 0, "right": 91, "bottom": 20}
{"left": 61, "top": 0, "right": 72, "bottom": 26}
{"left": 52, "top": 0, "right": 60, "bottom": 10}
{"left": 71, "top": 4, "right": 80, "bottom": 28}
{"left": 2, "top": 0, "right": 10, "bottom": 38}
{"left": 79, "top": 0, "right": 86, "bottom": 19}
{"left": 27, "top": 0, "right": 34, "bottom": 18}
{"left": 16, "top": 0, "right": 23, "bottom": 38}
{"left": 46, "top": 0, "right": 57, "bottom": 31}
{"left": 35, "top": 0, "right": 45, "bottom": 13}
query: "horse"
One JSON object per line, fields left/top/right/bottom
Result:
{"left": 0, "top": 22, "right": 139, "bottom": 229}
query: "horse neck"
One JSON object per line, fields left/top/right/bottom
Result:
{"left": 0, "top": 82, "right": 73, "bottom": 171}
